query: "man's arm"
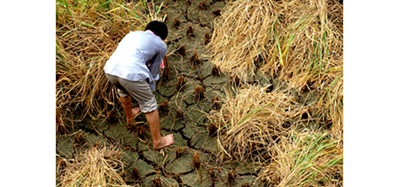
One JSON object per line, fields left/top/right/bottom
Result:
{"left": 163, "top": 55, "right": 169, "bottom": 76}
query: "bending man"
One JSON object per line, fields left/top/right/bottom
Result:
{"left": 104, "top": 21, "right": 174, "bottom": 149}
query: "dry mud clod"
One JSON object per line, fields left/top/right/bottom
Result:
{"left": 175, "top": 147, "right": 185, "bottom": 159}
{"left": 199, "top": 1, "right": 208, "bottom": 10}
{"left": 175, "top": 110, "right": 184, "bottom": 119}
{"left": 172, "top": 18, "right": 181, "bottom": 29}
{"left": 211, "top": 95, "right": 222, "bottom": 110}
{"left": 176, "top": 75, "right": 186, "bottom": 90}
{"left": 208, "top": 122, "right": 218, "bottom": 136}
{"left": 131, "top": 167, "right": 140, "bottom": 179}
{"left": 192, "top": 152, "right": 201, "bottom": 169}
{"left": 211, "top": 64, "right": 221, "bottom": 76}
{"left": 212, "top": 9, "right": 221, "bottom": 16}
{"left": 74, "top": 133, "right": 85, "bottom": 146}
{"left": 159, "top": 101, "right": 169, "bottom": 115}
{"left": 153, "top": 175, "right": 162, "bottom": 187}
{"left": 194, "top": 85, "right": 205, "bottom": 101}
{"left": 186, "top": 25, "right": 195, "bottom": 37}
{"left": 227, "top": 170, "right": 236, "bottom": 184}
{"left": 190, "top": 52, "right": 201, "bottom": 65}
{"left": 176, "top": 45, "right": 186, "bottom": 56}
{"left": 138, "top": 125, "right": 145, "bottom": 139}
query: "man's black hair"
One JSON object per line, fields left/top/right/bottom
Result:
{"left": 145, "top": 21, "right": 168, "bottom": 40}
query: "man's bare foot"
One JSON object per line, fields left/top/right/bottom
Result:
{"left": 153, "top": 134, "right": 175, "bottom": 149}
{"left": 127, "top": 108, "right": 140, "bottom": 125}
{"left": 132, "top": 108, "right": 140, "bottom": 116}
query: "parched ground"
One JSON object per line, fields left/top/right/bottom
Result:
{"left": 56, "top": 0, "right": 276, "bottom": 186}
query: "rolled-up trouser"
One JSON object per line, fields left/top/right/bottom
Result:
{"left": 106, "top": 74, "right": 157, "bottom": 113}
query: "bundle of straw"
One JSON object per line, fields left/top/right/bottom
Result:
{"left": 208, "top": 0, "right": 343, "bottom": 83}
{"left": 258, "top": 129, "right": 343, "bottom": 186}
{"left": 209, "top": 85, "right": 302, "bottom": 161}
{"left": 315, "top": 55, "right": 343, "bottom": 144}
{"left": 57, "top": 145, "right": 128, "bottom": 186}
{"left": 208, "top": 0, "right": 343, "bottom": 150}
{"left": 56, "top": 0, "right": 165, "bottom": 127}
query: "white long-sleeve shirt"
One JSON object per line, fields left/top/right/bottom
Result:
{"left": 104, "top": 30, "right": 167, "bottom": 91}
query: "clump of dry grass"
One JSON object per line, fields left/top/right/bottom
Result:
{"left": 56, "top": 0, "right": 166, "bottom": 128}
{"left": 208, "top": 0, "right": 342, "bottom": 81}
{"left": 207, "top": 0, "right": 343, "bottom": 137}
{"left": 57, "top": 145, "right": 128, "bottom": 186}
{"left": 257, "top": 129, "right": 343, "bottom": 186}
{"left": 208, "top": 84, "right": 303, "bottom": 161}
{"left": 316, "top": 56, "right": 343, "bottom": 141}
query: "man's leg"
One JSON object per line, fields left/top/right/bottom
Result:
{"left": 120, "top": 95, "right": 134, "bottom": 125}
{"left": 120, "top": 96, "right": 140, "bottom": 125}
{"left": 106, "top": 74, "right": 139, "bottom": 125}
{"left": 145, "top": 109, "right": 174, "bottom": 149}
{"left": 118, "top": 78, "right": 174, "bottom": 149}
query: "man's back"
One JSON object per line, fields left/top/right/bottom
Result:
{"left": 104, "top": 30, "right": 167, "bottom": 90}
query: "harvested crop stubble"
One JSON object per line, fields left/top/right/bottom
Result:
{"left": 208, "top": 0, "right": 343, "bottom": 83}
{"left": 316, "top": 55, "right": 343, "bottom": 141}
{"left": 208, "top": 85, "right": 303, "bottom": 161}
{"left": 57, "top": 145, "right": 128, "bottom": 186}
{"left": 207, "top": 0, "right": 276, "bottom": 79}
{"left": 56, "top": 0, "right": 164, "bottom": 126}
{"left": 257, "top": 130, "right": 343, "bottom": 186}
{"left": 207, "top": 0, "right": 343, "bottom": 158}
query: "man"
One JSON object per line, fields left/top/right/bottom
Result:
{"left": 104, "top": 21, "right": 174, "bottom": 149}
